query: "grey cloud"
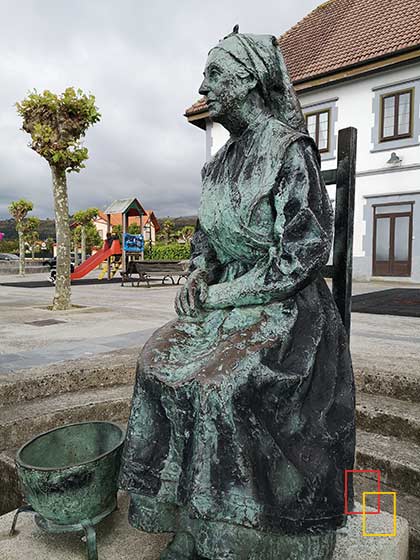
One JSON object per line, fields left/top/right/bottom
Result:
{"left": 0, "top": 0, "right": 321, "bottom": 219}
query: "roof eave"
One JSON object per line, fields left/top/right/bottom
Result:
{"left": 294, "top": 46, "right": 420, "bottom": 93}
{"left": 185, "top": 110, "right": 209, "bottom": 129}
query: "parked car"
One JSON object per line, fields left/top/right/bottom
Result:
{"left": 43, "top": 257, "right": 76, "bottom": 269}
{"left": 43, "top": 254, "right": 88, "bottom": 270}
{"left": 0, "top": 253, "right": 19, "bottom": 261}
{"left": 42, "top": 257, "right": 56, "bottom": 270}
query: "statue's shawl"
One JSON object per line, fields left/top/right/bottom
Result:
{"left": 199, "top": 116, "right": 315, "bottom": 264}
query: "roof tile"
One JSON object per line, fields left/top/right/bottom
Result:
{"left": 279, "top": 0, "right": 420, "bottom": 83}
{"left": 185, "top": 0, "right": 420, "bottom": 116}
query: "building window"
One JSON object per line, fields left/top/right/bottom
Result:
{"left": 372, "top": 202, "right": 413, "bottom": 277}
{"left": 305, "top": 110, "right": 330, "bottom": 152}
{"left": 371, "top": 80, "right": 420, "bottom": 152}
{"left": 380, "top": 89, "right": 413, "bottom": 142}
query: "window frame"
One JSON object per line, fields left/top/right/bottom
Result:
{"left": 372, "top": 201, "right": 414, "bottom": 277}
{"left": 379, "top": 88, "right": 414, "bottom": 143}
{"left": 305, "top": 108, "right": 331, "bottom": 153}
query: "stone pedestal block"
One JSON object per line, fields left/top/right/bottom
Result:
{"left": 0, "top": 495, "right": 409, "bottom": 560}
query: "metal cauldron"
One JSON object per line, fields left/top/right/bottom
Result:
{"left": 10, "top": 421, "right": 125, "bottom": 560}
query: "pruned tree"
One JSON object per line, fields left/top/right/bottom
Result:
{"left": 127, "top": 223, "right": 141, "bottom": 235}
{"left": 160, "top": 219, "right": 175, "bottom": 244}
{"left": 16, "top": 88, "right": 101, "bottom": 310}
{"left": 112, "top": 224, "right": 123, "bottom": 242}
{"left": 179, "top": 225, "right": 195, "bottom": 244}
{"left": 8, "top": 199, "right": 33, "bottom": 275}
{"left": 73, "top": 207, "right": 99, "bottom": 262}
{"left": 72, "top": 222, "right": 102, "bottom": 256}
{"left": 45, "top": 237, "right": 55, "bottom": 255}
{"left": 21, "top": 216, "right": 41, "bottom": 260}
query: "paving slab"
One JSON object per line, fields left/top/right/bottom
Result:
{"left": 0, "top": 328, "right": 156, "bottom": 373}
{"left": 0, "top": 273, "right": 177, "bottom": 372}
{"left": 0, "top": 494, "right": 409, "bottom": 560}
{"left": 0, "top": 276, "right": 419, "bottom": 392}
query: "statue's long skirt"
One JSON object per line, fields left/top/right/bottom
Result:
{"left": 119, "top": 274, "right": 355, "bottom": 544}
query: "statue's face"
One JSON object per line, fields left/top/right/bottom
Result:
{"left": 199, "top": 48, "right": 255, "bottom": 121}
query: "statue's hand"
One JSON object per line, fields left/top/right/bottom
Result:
{"left": 175, "top": 269, "right": 208, "bottom": 317}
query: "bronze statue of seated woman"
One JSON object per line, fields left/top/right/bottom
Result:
{"left": 119, "top": 29, "right": 355, "bottom": 560}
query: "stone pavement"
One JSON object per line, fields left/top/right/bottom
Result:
{"left": 0, "top": 493, "right": 409, "bottom": 560}
{"left": 0, "top": 272, "right": 176, "bottom": 374}
{"left": 1, "top": 272, "right": 419, "bottom": 378}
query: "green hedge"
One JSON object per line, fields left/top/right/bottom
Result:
{"left": 144, "top": 243, "right": 191, "bottom": 260}
{"left": 0, "top": 240, "right": 19, "bottom": 253}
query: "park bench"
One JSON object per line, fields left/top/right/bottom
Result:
{"left": 120, "top": 259, "right": 189, "bottom": 288}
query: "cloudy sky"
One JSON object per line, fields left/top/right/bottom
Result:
{"left": 0, "top": 0, "right": 321, "bottom": 219}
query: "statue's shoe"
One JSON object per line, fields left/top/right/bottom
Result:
{"left": 160, "top": 532, "right": 199, "bottom": 560}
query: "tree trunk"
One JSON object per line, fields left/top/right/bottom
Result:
{"left": 31, "top": 246, "right": 35, "bottom": 260}
{"left": 18, "top": 230, "right": 25, "bottom": 276}
{"left": 73, "top": 240, "right": 79, "bottom": 266}
{"left": 51, "top": 165, "right": 71, "bottom": 310}
{"left": 81, "top": 226, "right": 86, "bottom": 263}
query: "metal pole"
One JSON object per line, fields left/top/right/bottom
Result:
{"left": 122, "top": 212, "right": 127, "bottom": 274}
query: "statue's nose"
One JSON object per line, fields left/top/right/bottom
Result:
{"left": 199, "top": 79, "right": 209, "bottom": 96}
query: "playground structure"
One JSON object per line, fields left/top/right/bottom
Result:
{"left": 70, "top": 239, "right": 122, "bottom": 280}
{"left": 70, "top": 198, "right": 146, "bottom": 281}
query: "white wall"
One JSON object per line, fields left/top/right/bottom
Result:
{"left": 299, "top": 62, "right": 420, "bottom": 282}
{"left": 206, "top": 119, "right": 230, "bottom": 159}
{"left": 298, "top": 62, "right": 420, "bottom": 173}
{"left": 94, "top": 220, "right": 107, "bottom": 240}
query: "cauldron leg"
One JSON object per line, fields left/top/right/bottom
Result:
{"left": 81, "top": 520, "right": 98, "bottom": 560}
{"left": 9, "top": 505, "right": 35, "bottom": 536}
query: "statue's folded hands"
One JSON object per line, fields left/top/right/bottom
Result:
{"left": 175, "top": 268, "right": 208, "bottom": 316}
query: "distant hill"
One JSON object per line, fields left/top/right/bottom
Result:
{"left": 0, "top": 218, "right": 56, "bottom": 240}
{"left": 157, "top": 215, "right": 198, "bottom": 229}
{"left": 1, "top": 215, "right": 198, "bottom": 241}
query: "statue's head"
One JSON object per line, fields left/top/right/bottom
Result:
{"left": 199, "top": 41, "right": 259, "bottom": 122}
{"left": 199, "top": 30, "right": 306, "bottom": 133}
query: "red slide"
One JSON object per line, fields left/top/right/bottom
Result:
{"left": 71, "top": 239, "right": 122, "bottom": 280}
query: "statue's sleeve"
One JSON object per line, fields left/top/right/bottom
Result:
{"left": 204, "top": 139, "right": 333, "bottom": 308}
{"left": 189, "top": 219, "right": 222, "bottom": 284}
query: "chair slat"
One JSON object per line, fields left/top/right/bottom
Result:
{"left": 321, "top": 169, "right": 337, "bottom": 186}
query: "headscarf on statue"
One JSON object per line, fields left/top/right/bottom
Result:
{"left": 210, "top": 30, "right": 308, "bottom": 134}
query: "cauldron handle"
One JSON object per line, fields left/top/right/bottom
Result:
{"left": 81, "top": 520, "right": 98, "bottom": 560}
{"left": 9, "top": 505, "right": 35, "bottom": 536}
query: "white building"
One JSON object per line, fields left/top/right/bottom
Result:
{"left": 185, "top": 0, "right": 420, "bottom": 283}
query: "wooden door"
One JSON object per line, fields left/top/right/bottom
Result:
{"left": 373, "top": 204, "right": 413, "bottom": 277}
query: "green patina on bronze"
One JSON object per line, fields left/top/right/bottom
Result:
{"left": 120, "top": 29, "right": 355, "bottom": 560}
{"left": 12, "top": 422, "right": 124, "bottom": 560}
